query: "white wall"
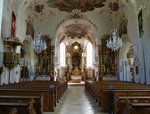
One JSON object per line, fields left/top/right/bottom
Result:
{"left": 118, "top": 0, "right": 150, "bottom": 84}
{"left": 0, "top": 0, "right": 4, "bottom": 84}
{"left": 119, "top": 37, "right": 132, "bottom": 82}
{"left": 142, "top": 0, "right": 150, "bottom": 84}
{"left": 1, "top": 0, "right": 11, "bottom": 84}
{"left": 1, "top": 0, "right": 28, "bottom": 84}
{"left": 0, "top": 0, "right": 4, "bottom": 54}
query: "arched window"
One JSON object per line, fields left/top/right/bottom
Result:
{"left": 60, "top": 42, "right": 66, "bottom": 66}
{"left": 86, "top": 42, "right": 93, "bottom": 67}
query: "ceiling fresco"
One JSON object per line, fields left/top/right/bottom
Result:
{"left": 18, "top": 0, "right": 130, "bottom": 43}
{"left": 65, "top": 24, "right": 89, "bottom": 38}
{"left": 47, "top": 0, "right": 106, "bottom": 12}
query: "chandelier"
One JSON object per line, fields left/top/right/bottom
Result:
{"left": 32, "top": 32, "right": 47, "bottom": 53}
{"left": 106, "top": 1, "right": 123, "bottom": 51}
{"left": 106, "top": 28, "right": 123, "bottom": 51}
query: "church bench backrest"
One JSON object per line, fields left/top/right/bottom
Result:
{"left": 0, "top": 88, "right": 54, "bottom": 112}
{"left": 114, "top": 94, "right": 150, "bottom": 114}
{"left": 0, "top": 81, "right": 68, "bottom": 112}
{"left": 101, "top": 89, "right": 150, "bottom": 112}
{"left": 85, "top": 80, "right": 150, "bottom": 113}
{"left": 0, "top": 95, "right": 43, "bottom": 114}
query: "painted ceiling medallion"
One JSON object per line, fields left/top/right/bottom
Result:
{"left": 65, "top": 24, "right": 89, "bottom": 38}
{"left": 47, "top": 0, "right": 106, "bottom": 12}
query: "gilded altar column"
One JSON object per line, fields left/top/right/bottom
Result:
{"left": 57, "top": 69, "right": 60, "bottom": 79}
{"left": 98, "top": 45, "right": 103, "bottom": 81}
{"left": 82, "top": 52, "right": 86, "bottom": 71}
{"left": 66, "top": 52, "right": 70, "bottom": 75}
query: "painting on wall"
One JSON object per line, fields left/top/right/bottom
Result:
{"left": 138, "top": 9, "right": 144, "bottom": 38}
{"left": 26, "top": 17, "right": 34, "bottom": 39}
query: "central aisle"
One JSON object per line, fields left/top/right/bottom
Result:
{"left": 45, "top": 85, "right": 107, "bottom": 114}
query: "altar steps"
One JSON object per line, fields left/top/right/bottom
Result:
{"left": 68, "top": 81, "right": 85, "bottom": 86}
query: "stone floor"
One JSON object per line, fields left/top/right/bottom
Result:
{"left": 44, "top": 85, "right": 108, "bottom": 114}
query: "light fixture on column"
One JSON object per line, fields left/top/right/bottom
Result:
{"left": 32, "top": 32, "right": 47, "bottom": 53}
{"left": 106, "top": 1, "right": 123, "bottom": 51}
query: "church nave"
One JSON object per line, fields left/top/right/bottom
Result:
{"left": 1, "top": 0, "right": 150, "bottom": 114}
{"left": 44, "top": 85, "right": 107, "bottom": 114}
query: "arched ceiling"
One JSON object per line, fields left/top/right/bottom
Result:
{"left": 8, "top": 0, "right": 142, "bottom": 44}
{"left": 55, "top": 19, "right": 96, "bottom": 47}
{"left": 10, "top": 0, "right": 140, "bottom": 21}
{"left": 64, "top": 24, "right": 89, "bottom": 38}
{"left": 27, "top": 0, "right": 106, "bottom": 13}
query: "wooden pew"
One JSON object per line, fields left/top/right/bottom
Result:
{"left": 85, "top": 80, "right": 150, "bottom": 113}
{"left": 0, "top": 88, "right": 53, "bottom": 112}
{"left": 85, "top": 81, "right": 100, "bottom": 102}
{"left": 129, "top": 102, "right": 150, "bottom": 114}
{"left": 100, "top": 86, "right": 150, "bottom": 112}
{"left": 1, "top": 80, "right": 68, "bottom": 104}
{"left": 0, "top": 95, "right": 43, "bottom": 114}
{"left": 113, "top": 90, "right": 150, "bottom": 114}
{"left": 99, "top": 81, "right": 150, "bottom": 112}
{"left": 114, "top": 96, "right": 150, "bottom": 114}
{"left": 0, "top": 102, "right": 29, "bottom": 114}
{"left": 0, "top": 80, "right": 68, "bottom": 112}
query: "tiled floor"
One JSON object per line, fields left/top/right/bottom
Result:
{"left": 44, "top": 85, "right": 108, "bottom": 114}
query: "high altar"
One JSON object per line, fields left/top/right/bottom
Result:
{"left": 65, "top": 42, "right": 85, "bottom": 82}
{"left": 71, "top": 68, "right": 82, "bottom": 83}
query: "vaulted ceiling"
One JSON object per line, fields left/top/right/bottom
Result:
{"left": 8, "top": 0, "right": 141, "bottom": 44}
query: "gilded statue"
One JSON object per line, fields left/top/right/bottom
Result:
{"left": 73, "top": 68, "right": 79, "bottom": 75}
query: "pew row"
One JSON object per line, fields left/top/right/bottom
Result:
{"left": 0, "top": 95, "right": 43, "bottom": 114}
{"left": 85, "top": 80, "right": 150, "bottom": 113}
{"left": 0, "top": 80, "right": 68, "bottom": 112}
{"left": 113, "top": 90, "right": 150, "bottom": 114}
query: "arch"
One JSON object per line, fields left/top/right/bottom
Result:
{"left": 118, "top": 35, "right": 133, "bottom": 81}
{"left": 54, "top": 19, "right": 98, "bottom": 78}
{"left": 55, "top": 19, "right": 97, "bottom": 59}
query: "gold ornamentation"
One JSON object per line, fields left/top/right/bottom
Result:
{"left": 3, "top": 52, "right": 20, "bottom": 69}
{"left": 73, "top": 68, "right": 79, "bottom": 75}
{"left": 3, "top": 36, "right": 21, "bottom": 69}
